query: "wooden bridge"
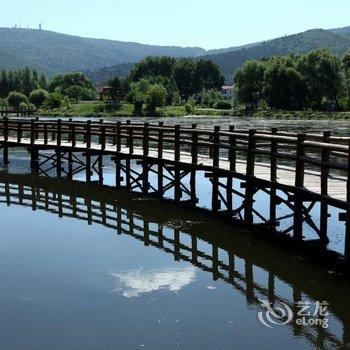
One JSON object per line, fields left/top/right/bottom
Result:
{"left": 0, "top": 108, "right": 33, "bottom": 117}
{"left": 0, "top": 172, "right": 348, "bottom": 349}
{"left": 0, "top": 117, "right": 350, "bottom": 264}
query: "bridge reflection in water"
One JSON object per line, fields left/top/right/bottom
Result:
{"left": 0, "top": 171, "right": 349, "bottom": 350}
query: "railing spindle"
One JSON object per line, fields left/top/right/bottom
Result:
{"left": 246, "top": 129, "right": 256, "bottom": 177}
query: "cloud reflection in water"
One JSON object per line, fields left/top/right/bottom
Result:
{"left": 111, "top": 267, "right": 196, "bottom": 298}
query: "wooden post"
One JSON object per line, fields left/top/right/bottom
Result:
{"left": 295, "top": 134, "right": 306, "bottom": 188}
{"left": 43, "top": 123, "right": 48, "bottom": 145}
{"left": 71, "top": 124, "right": 76, "bottom": 147}
{"left": 190, "top": 124, "right": 198, "bottom": 204}
{"left": 128, "top": 127, "right": 133, "bottom": 155}
{"left": 101, "top": 123, "right": 106, "bottom": 151}
{"left": 320, "top": 131, "right": 330, "bottom": 244}
{"left": 157, "top": 122, "right": 164, "bottom": 197}
{"left": 270, "top": 128, "right": 278, "bottom": 227}
{"left": 213, "top": 126, "right": 220, "bottom": 167}
{"left": 228, "top": 125, "right": 236, "bottom": 172}
{"left": 17, "top": 121, "right": 22, "bottom": 143}
{"left": 245, "top": 261, "right": 254, "bottom": 303}
{"left": 212, "top": 126, "right": 221, "bottom": 211}
{"left": 246, "top": 129, "right": 256, "bottom": 177}
{"left": 294, "top": 134, "right": 306, "bottom": 241}
{"left": 98, "top": 155, "right": 103, "bottom": 184}
{"left": 116, "top": 121, "right": 121, "bottom": 152}
{"left": 30, "top": 119, "right": 35, "bottom": 145}
{"left": 142, "top": 123, "right": 149, "bottom": 195}
{"left": 270, "top": 128, "right": 278, "bottom": 183}
{"left": 212, "top": 244, "right": 219, "bottom": 281}
{"left": 174, "top": 125, "right": 181, "bottom": 202}
{"left": 227, "top": 125, "right": 235, "bottom": 214}
{"left": 86, "top": 120, "right": 91, "bottom": 149}
{"left": 34, "top": 117, "right": 39, "bottom": 140}
{"left": 3, "top": 117, "right": 8, "bottom": 142}
{"left": 56, "top": 119, "right": 62, "bottom": 147}
{"left": 3, "top": 117, "right": 8, "bottom": 165}
{"left": 345, "top": 139, "right": 350, "bottom": 262}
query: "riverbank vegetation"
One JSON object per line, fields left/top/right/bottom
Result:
{"left": 2, "top": 50, "right": 350, "bottom": 119}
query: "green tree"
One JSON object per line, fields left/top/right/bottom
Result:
{"left": 29, "top": 89, "right": 49, "bottom": 108}
{"left": 263, "top": 56, "right": 305, "bottom": 109}
{"left": 130, "top": 56, "right": 176, "bottom": 81}
{"left": 128, "top": 79, "right": 150, "bottom": 115}
{"left": 173, "top": 59, "right": 195, "bottom": 101}
{"left": 0, "top": 70, "right": 9, "bottom": 98}
{"left": 145, "top": 83, "right": 167, "bottom": 112}
{"left": 50, "top": 72, "right": 94, "bottom": 92}
{"left": 298, "top": 50, "right": 343, "bottom": 110}
{"left": 193, "top": 59, "right": 225, "bottom": 93}
{"left": 43, "top": 92, "right": 65, "bottom": 109}
{"left": 234, "top": 60, "right": 265, "bottom": 109}
{"left": 65, "top": 85, "right": 97, "bottom": 102}
{"left": 7, "top": 92, "right": 28, "bottom": 108}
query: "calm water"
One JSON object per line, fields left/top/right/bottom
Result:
{"left": 39, "top": 115, "right": 350, "bottom": 135}
{"left": 1, "top": 118, "right": 350, "bottom": 350}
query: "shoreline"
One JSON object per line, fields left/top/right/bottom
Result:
{"left": 34, "top": 102, "right": 350, "bottom": 120}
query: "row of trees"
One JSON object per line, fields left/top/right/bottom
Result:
{"left": 234, "top": 50, "right": 350, "bottom": 111}
{"left": 0, "top": 68, "right": 47, "bottom": 98}
{"left": 0, "top": 71, "right": 97, "bottom": 110}
{"left": 106, "top": 56, "right": 225, "bottom": 114}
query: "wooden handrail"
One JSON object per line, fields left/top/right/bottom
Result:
{"left": 0, "top": 118, "right": 349, "bottom": 198}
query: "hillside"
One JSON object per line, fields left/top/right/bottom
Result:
{"left": 86, "top": 62, "right": 136, "bottom": 86}
{"left": 204, "top": 29, "right": 350, "bottom": 80}
{"left": 329, "top": 26, "right": 350, "bottom": 36}
{"left": 87, "top": 28, "right": 350, "bottom": 85}
{"left": 0, "top": 28, "right": 205, "bottom": 74}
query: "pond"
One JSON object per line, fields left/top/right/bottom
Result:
{"left": 38, "top": 115, "right": 350, "bottom": 135}
{"left": 0, "top": 151, "right": 349, "bottom": 350}
{"left": 1, "top": 118, "right": 350, "bottom": 350}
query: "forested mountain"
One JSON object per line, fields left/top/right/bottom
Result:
{"left": 2, "top": 26, "right": 350, "bottom": 84}
{"left": 85, "top": 62, "right": 136, "bottom": 86}
{"left": 329, "top": 26, "right": 350, "bottom": 36}
{"left": 86, "top": 28, "right": 350, "bottom": 85}
{"left": 0, "top": 28, "right": 205, "bottom": 74}
{"left": 204, "top": 29, "right": 350, "bottom": 80}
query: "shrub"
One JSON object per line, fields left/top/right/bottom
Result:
{"left": 184, "top": 103, "right": 194, "bottom": 115}
{"left": 0, "top": 98, "right": 8, "bottom": 108}
{"left": 29, "top": 89, "right": 49, "bottom": 108}
{"left": 214, "top": 101, "right": 232, "bottom": 110}
{"left": 65, "top": 85, "right": 97, "bottom": 101}
{"left": 42, "top": 92, "right": 64, "bottom": 109}
{"left": 200, "top": 89, "right": 222, "bottom": 108}
{"left": 7, "top": 92, "right": 28, "bottom": 108}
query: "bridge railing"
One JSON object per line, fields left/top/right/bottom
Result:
{"left": 0, "top": 118, "right": 349, "bottom": 201}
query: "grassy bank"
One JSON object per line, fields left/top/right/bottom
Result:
{"left": 37, "top": 101, "right": 350, "bottom": 119}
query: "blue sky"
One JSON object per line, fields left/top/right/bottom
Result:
{"left": 2, "top": 0, "right": 350, "bottom": 49}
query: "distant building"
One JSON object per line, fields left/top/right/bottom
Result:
{"left": 221, "top": 85, "right": 234, "bottom": 99}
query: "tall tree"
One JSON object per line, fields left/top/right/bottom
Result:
{"left": 263, "top": 56, "right": 305, "bottom": 109}
{"left": 173, "top": 59, "right": 195, "bottom": 101}
{"left": 297, "top": 50, "right": 343, "bottom": 109}
{"left": 234, "top": 60, "right": 265, "bottom": 109}
{"left": 130, "top": 56, "right": 176, "bottom": 81}
{"left": 193, "top": 59, "right": 224, "bottom": 93}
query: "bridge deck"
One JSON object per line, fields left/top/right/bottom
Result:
{"left": 1, "top": 136, "right": 347, "bottom": 201}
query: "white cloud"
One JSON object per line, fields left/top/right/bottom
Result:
{"left": 111, "top": 266, "right": 196, "bottom": 298}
